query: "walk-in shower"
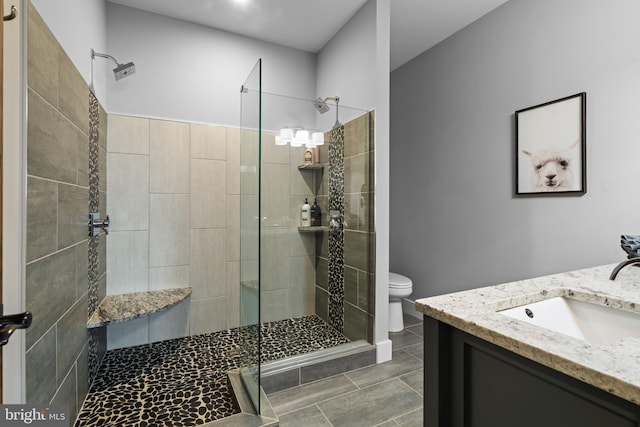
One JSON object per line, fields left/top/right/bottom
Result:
{"left": 21, "top": 3, "right": 374, "bottom": 425}
{"left": 69, "top": 58, "right": 376, "bottom": 425}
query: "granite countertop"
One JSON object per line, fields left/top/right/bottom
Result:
{"left": 87, "top": 287, "right": 192, "bottom": 328}
{"left": 415, "top": 263, "right": 640, "bottom": 404}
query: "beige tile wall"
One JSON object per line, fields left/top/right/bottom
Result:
{"left": 105, "top": 116, "right": 357, "bottom": 344}
{"left": 259, "top": 135, "right": 316, "bottom": 322}
{"left": 106, "top": 115, "right": 241, "bottom": 349}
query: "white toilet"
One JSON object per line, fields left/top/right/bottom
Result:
{"left": 389, "top": 272, "right": 413, "bottom": 332}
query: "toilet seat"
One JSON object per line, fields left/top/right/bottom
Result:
{"left": 388, "top": 272, "right": 413, "bottom": 333}
{"left": 389, "top": 272, "right": 412, "bottom": 288}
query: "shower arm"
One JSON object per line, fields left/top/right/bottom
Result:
{"left": 324, "top": 96, "right": 341, "bottom": 129}
{"left": 90, "top": 49, "right": 120, "bottom": 94}
{"left": 91, "top": 49, "right": 121, "bottom": 67}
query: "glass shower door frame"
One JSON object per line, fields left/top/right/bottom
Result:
{"left": 239, "top": 58, "right": 262, "bottom": 414}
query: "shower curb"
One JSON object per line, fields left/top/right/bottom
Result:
{"left": 261, "top": 340, "right": 377, "bottom": 394}
{"left": 202, "top": 369, "right": 279, "bottom": 427}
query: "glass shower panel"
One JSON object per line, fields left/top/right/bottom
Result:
{"left": 239, "top": 58, "right": 261, "bottom": 413}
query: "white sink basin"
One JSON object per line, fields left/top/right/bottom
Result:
{"left": 499, "top": 296, "right": 640, "bottom": 346}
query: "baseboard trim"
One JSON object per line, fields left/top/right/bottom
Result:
{"left": 402, "top": 298, "right": 422, "bottom": 319}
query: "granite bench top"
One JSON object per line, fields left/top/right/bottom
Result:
{"left": 87, "top": 287, "right": 192, "bottom": 328}
{"left": 415, "top": 264, "right": 640, "bottom": 404}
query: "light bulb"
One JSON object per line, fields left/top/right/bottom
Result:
{"left": 295, "top": 130, "right": 309, "bottom": 142}
{"left": 312, "top": 132, "right": 324, "bottom": 146}
{"left": 280, "top": 128, "right": 293, "bottom": 140}
{"left": 291, "top": 130, "right": 308, "bottom": 147}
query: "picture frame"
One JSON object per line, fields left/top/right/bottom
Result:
{"left": 515, "top": 92, "right": 586, "bottom": 196}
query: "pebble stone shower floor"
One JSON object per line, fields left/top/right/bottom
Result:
{"left": 74, "top": 315, "right": 349, "bottom": 426}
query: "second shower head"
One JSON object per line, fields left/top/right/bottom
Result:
{"left": 314, "top": 96, "right": 341, "bottom": 129}
{"left": 313, "top": 97, "right": 330, "bottom": 114}
{"left": 313, "top": 96, "right": 340, "bottom": 115}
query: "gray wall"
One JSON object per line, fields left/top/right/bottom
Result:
{"left": 316, "top": 0, "right": 376, "bottom": 116}
{"left": 390, "top": 0, "right": 640, "bottom": 299}
{"left": 105, "top": 3, "right": 317, "bottom": 128}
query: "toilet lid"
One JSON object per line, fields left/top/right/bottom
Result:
{"left": 389, "top": 272, "right": 412, "bottom": 288}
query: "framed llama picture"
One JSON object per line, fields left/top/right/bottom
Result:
{"left": 515, "top": 92, "right": 586, "bottom": 196}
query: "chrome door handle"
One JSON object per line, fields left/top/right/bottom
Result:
{"left": 3, "top": 5, "right": 17, "bottom": 21}
{"left": 0, "top": 312, "right": 32, "bottom": 346}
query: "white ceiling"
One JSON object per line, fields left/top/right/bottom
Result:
{"left": 107, "top": 0, "right": 510, "bottom": 71}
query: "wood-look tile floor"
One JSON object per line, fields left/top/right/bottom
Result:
{"left": 268, "top": 314, "right": 424, "bottom": 427}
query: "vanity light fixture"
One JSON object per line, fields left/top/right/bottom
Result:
{"left": 276, "top": 128, "right": 324, "bottom": 148}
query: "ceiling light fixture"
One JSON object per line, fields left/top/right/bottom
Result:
{"left": 233, "top": 0, "right": 251, "bottom": 7}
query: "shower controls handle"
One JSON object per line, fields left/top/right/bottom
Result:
{"left": 89, "top": 212, "right": 110, "bottom": 237}
{"left": 329, "top": 210, "right": 343, "bottom": 232}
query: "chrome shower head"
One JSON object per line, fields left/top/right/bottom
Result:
{"left": 313, "top": 97, "right": 330, "bottom": 114}
{"left": 91, "top": 49, "right": 136, "bottom": 83}
{"left": 114, "top": 62, "right": 136, "bottom": 80}
{"left": 318, "top": 96, "right": 341, "bottom": 129}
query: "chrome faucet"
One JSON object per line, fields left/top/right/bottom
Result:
{"left": 609, "top": 257, "right": 640, "bottom": 280}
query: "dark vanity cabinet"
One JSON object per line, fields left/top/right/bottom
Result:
{"left": 424, "top": 316, "right": 640, "bottom": 427}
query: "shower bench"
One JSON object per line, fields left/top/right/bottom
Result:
{"left": 87, "top": 287, "right": 192, "bottom": 328}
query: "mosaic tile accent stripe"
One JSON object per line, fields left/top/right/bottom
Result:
{"left": 88, "top": 92, "right": 101, "bottom": 386}
{"left": 75, "top": 315, "right": 348, "bottom": 427}
{"left": 328, "top": 126, "right": 345, "bottom": 332}
{"left": 88, "top": 92, "right": 99, "bottom": 311}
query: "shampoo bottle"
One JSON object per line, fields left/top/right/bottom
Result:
{"left": 301, "top": 198, "right": 311, "bottom": 226}
{"left": 311, "top": 198, "right": 321, "bottom": 226}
